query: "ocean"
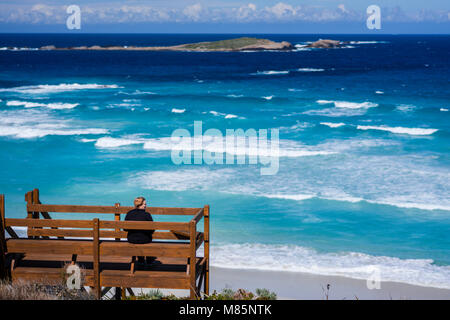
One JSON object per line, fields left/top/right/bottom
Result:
{"left": 0, "top": 34, "right": 449, "bottom": 289}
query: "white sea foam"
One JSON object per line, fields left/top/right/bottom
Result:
{"left": 93, "top": 135, "right": 335, "bottom": 159}
{"left": 209, "top": 111, "right": 241, "bottom": 119}
{"left": 396, "top": 104, "right": 416, "bottom": 112}
{"left": 288, "top": 88, "right": 304, "bottom": 92}
{"left": 211, "top": 243, "right": 450, "bottom": 289}
{"left": 255, "top": 193, "right": 450, "bottom": 212}
{"left": 262, "top": 194, "right": 316, "bottom": 201}
{"left": 227, "top": 94, "right": 244, "bottom": 98}
{"left": 320, "top": 122, "right": 346, "bottom": 128}
{"left": 440, "top": 108, "right": 448, "bottom": 112}
{"left": 349, "top": 41, "right": 389, "bottom": 44}
{"left": 357, "top": 125, "right": 438, "bottom": 136}
{"left": 262, "top": 95, "right": 274, "bottom": 100}
{"left": 6, "top": 100, "right": 79, "bottom": 109}
{"left": 0, "top": 109, "right": 107, "bottom": 139}
{"left": 375, "top": 91, "right": 384, "bottom": 94}
{"left": 297, "top": 68, "right": 325, "bottom": 72}
{"left": 252, "top": 70, "right": 289, "bottom": 75}
{"left": 128, "top": 141, "right": 449, "bottom": 213}
{"left": 7, "top": 100, "right": 47, "bottom": 108}
{"left": 0, "top": 83, "right": 120, "bottom": 94}
{"left": 294, "top": 44, "right": 312, "bottom": 51}
{"left": 304, "top": 108, "right": 367, "bottom": 117}
{"left": 95, "top": 136, "right": 146, "bottom": 148}
{"left": 0, "top": 47, "right": 39, "bottom": 51}
{"left": 171, "top": 108, "right": 186, "bottom": 113}
{"left": 317, "top": 100, "right": 378, "bottom": 109}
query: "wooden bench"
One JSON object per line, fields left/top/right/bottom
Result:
{"left": 0, "top": 189, "right": 210, "bottom": 300}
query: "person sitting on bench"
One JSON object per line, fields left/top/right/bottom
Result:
{"left": 125, "top": 196, "right": 156, "bottom": 265}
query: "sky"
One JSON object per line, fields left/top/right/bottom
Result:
{"left": 0, "top": 0, "right": 449, "bottom": 33}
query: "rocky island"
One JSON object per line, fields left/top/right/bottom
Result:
{"left": 39, "top": 37, "right": 294, "bottom": 52}
{"left": 306, "top": 39, "right": 342, "bottom": 48}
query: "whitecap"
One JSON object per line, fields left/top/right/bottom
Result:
{"left": 0, "top": 83, "right": 120, "bottom": 94}
{"left": 357, "top": 125, "right": 438, "bottom": 136}
{"left": 171, "top": 108, "right": 186, "bottom": 113}
{"left": 252, "top": 70, "right": 289, "bottom": 75}
{"left": 320, "top": 122, "right": 346, "bottom": 128}
{"left": 317, "top": 100, "right": 378, "bottom": 109}
{"left": 297, "top": 68, "right": 325, "bottom": 72}
{"left": 6, "top": 100, "right": 79, "bottom": 109}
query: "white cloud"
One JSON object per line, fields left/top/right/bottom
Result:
{"left": 183, "top": 3, "right": 202, "bottom": 21}
{"left": 0, "top": 2, "right": 447, "bottom": 25}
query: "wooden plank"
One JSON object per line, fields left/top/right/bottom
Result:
{"left": 99, "top": 270, "right": 189, "bottom": 289}
{"left": 196, "top": 232, "right": 204, "bottom": 250}
{"left": 25, "top": 192, "right": 33, "bottom": 238}
{"left": 6, "top": 239, "right": 94, "bottom": 255}
{"left": 204, "top": 204, "right": 210, "bottom": 295}
{"left": 114, "top": 203, "right": 120, "bottom": 241}
{"left": 191, "top": 208, "right": 204, "bottom": 225}
{"left": 100, "top": 220, "right": 190, "bottom": 232}
{"left": 93, "top": 218, "right": 100, "bottom": 300}
{"left": 27, "top": 228, "right": 191, "bottom": 240}
{"left": 100, "top": 241, "right": 191, "bottom": 258}
{"left": 0, "top": 194, "right": 6, "bottom": 279}
{"left": 6, "top": 218, "right": 92, "bottom": 229}
{"left": 27, "top": 204, "right": 201, "bottom": 215}
{"left": 189, "top": 221, "right": 196, "bottom": 299}
{"left": 28, "top": 228, "right": 94, "bottom": 238}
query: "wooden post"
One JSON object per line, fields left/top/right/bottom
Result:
{"left": 32, "top": 189, "right": 43, "bottom": 238}
{"left": 93, "top": 218, "right": 101, "bottom": 299}
{"left": 0, "top": 194, "right": 6, "bottom": 280}
{"left": 114, "top": 203, "right": 121, "bottom": 299}
{"left": 189, "top": 220, "right": 197, "bottom": 299}
{"left": 25, "top": 191, "right": 33, "bottom": 238}
{"left": 114, "top": 203, "right": 120, "bottom": 241}
{"left": 204, "top": 205, "right": 210, "bottom": 296}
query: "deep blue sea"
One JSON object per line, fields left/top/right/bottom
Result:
{"left": 0, "top": 34, "right": 449, "bottom": 289}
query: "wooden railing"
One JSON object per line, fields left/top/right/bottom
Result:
{"left": 0, "top": 189, "right": 210, "bottom": 299}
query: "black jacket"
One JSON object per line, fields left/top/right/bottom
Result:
{"left": 124, "top": 209, "right": 154, "bottom": 244}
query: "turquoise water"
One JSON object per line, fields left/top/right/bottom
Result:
{"left": 0, "top": 34, "right": 449, "bottom": 288}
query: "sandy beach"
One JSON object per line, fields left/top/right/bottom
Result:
{"left": 209, "top": 267, "right": 450, "bottom": 300}
{"left": 152, "top": 267, "right": 450, "bottom": 300}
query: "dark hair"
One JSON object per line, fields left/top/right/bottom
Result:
{"left": 134, "top": 197, "right": 146, "bottom": 208}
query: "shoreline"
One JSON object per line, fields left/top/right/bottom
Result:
{"left": 209, "top": 267, "right": 450, "bottom": 300}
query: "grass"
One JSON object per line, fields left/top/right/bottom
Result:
{"left": 125, "top": 288, "right": 277, "bottom": 300}
{"left": 182, "top": 37, "right": 268, "bottom": 50}
{"left": 0, "top": 279, "right": 95, "bottom": 300}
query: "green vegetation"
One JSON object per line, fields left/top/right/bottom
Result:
{"left": 0, "top": 280, "right": 95, "bottom": 300}
{"left": 125, "top": 288, "right": 277, "bottom": 300}
{"left": 182, "top": 37, "right": 267, "bottom": 50}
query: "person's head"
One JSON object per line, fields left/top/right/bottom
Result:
{"left": 134, "top": 196, "right": 146, "bottom": 210}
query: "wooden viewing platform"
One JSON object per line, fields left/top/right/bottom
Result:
{"left": 0, "top": 189, "right": 210, "bottom": 300}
